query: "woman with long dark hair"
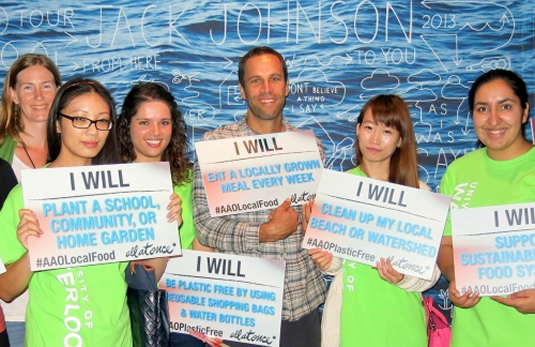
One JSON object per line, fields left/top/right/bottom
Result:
{"left": 306, "top": 95, "right": 440, "bottom": 346}
{"left": 0, "top": 79, "right": 177, "bottom": 345}
{"left": 437, "top": 69, "right": 535, "bottom": 346}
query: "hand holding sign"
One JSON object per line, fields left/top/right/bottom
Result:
{"left": 16, "top": 209, "right": 43, "bottom": 250}
{"left": 448, "top": 277, "right": 480, "bottom": 308}
{"left": 491, "top": 289, "right": 535, "bottom": 314}
{"left": 166, "top": 193, "right": 183, "bottom": 224}
{"left": 259, "top": 199, "right": 298, "bottom": 242}
{"left": 307, "top": 248, "right": 333, "bottom": 271}
{"left": 376, "top": 257, "right": 404, "bottom": 284}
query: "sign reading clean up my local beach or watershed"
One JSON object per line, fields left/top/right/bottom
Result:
{"left": 22, "top": 162, "right": 182, "bottom": 271}
{"left": 452, "top": 202, "right": 535, "bottom": 296}
{"left": 195, "top": 130, "right": 323, "bottom": 217}
{"left": 302, "top": 169, "right": 451, "bottom": 280}
{"left": 161, "top": 250, "right": 285, "bottom": 347}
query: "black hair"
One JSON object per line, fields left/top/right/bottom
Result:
{"left": 47, "top": 78, "right": 119, "bottom": 165}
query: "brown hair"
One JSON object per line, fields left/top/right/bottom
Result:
{"left": 117, "top": 83, "right": 192, "bottom": 186}
{"left": 0, "top": 54, "right": 62, "bottom": 145}
{"left": 356, "top": 94, "right": 419, "bottom": 188}
{"left": 238, "top": 46, "right": 288, "bottom": 87}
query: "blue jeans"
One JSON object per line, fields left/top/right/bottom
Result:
{"left": 4, "top": 322, "right": 24, "bottom": 347}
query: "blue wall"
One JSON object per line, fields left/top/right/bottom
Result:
{"left": 1, "top": 0, "right": 532, "bottom": 191}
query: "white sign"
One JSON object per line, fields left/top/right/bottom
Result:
{"left": 160, "top": 250, "right": 285, "bottom": 347}
{"left": 302, "top": 169, "right": 451, "bottom": 280}
{"left": 195, "top": 130, "right": 322, "bottom": 216}
{"left": 22, "top": 162, "right": 182, "bottom": 271}
{"left": 452, "top": 202, "right": 535, "bottom": 296}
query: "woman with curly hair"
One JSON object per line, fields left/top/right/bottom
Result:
{"left": 117, "top": 82, "right": 212, "bottom": 346}
{"left": 118, "top": 84, "right": 190, "bottom": 184}
{"left": 118, "top": 82, "right": 197, "bottom": 247}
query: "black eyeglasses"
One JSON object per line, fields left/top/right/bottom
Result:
{"left": 60, "top": 113, "right": 113, "bottom": 131}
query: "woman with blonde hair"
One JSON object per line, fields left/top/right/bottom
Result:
{"left": 0, "top": 53, "right": 61, "bottom": 347}
{"left": 0, "top": 53, "right": 61, "bottom": 178}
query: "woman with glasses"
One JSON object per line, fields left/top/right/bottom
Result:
{"left": 0, "top": 78, "right": 179, "bottom": 346}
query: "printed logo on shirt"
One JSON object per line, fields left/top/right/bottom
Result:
{"left": 56, "top": 269, "right": 92, "bottom": 347}
{"left": 345, "top": 261, "right": 357, "bottom": 292}
{"left": 450, "top": 181, "right": 478, "bottom": 209}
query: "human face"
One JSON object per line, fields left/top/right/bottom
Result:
{"left": 472, "top": 79, "right": 529, "bottom": 160}
{"left": 357, "top": 109, "right": 402, "bottom": 167}
{"left": 56, "top": 93, "right": 111, "bottom": 166}
{"left": 10, "top": 65, "right": 58, "bottom": 125}
{"left": 130, "top": 101, "right": 172, "bottom": 163}
{"left": 239, "top": 54, "right": 289, "bottom": 126}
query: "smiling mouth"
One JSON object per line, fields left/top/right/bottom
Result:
{"left": 486, "top": 129, "right": 506, "bottom": 136}
{"left": 146, "top": 139, "right": 162, "bottom": 147}
{"left": 260, "top": 98, "right": 277, "bottom": 104}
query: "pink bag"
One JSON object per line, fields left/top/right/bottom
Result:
{"left": 423, "top": 296, "right": 451, "bottom": 347}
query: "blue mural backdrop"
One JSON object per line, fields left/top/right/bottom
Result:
{"left": 1, "top": 0, "right": 534, "bottom": 323}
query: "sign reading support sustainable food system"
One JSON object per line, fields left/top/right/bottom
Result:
{"left": 452, "top": 202, "right": 535, "bottom": 296}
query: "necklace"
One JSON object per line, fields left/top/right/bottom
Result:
{"left": 22, "top": 144, "right": 37, "bottom": 169}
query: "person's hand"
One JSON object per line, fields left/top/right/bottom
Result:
{"left": 448, "top": 278, "right": 481, "bottom": 308}
{"left": 491, "top": 289, "right": 535, "bottom": 313}
{"left": 259, "top": 199, "right": 298, "bottom": 242}
{"left": 308, "top": 248, "right": 333, "bottom": 271}
{"left": 166, "top": 193, "right": 183, "bottom": 225}
{"left": 302, "top": 199, "right": 315, "bottom": 233}
{"left": 17, "top": 209, "right": 42, "bottom": 250}
{"left": 376, "top": 257, "right": 404, "bottom": 284}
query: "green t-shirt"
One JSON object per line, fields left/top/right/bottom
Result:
{"left": 0, "top": 185, "right": 132, "bottom": 346}
{"left": 0, "top": 135, "right": 17, "bottom": 164}
{"left": 174, "top": 170, "right": 195, "bottom": 249}
{"left": 340, "top": 166, "right": 427, "bottom": 347}
{"left": 440, "top": 147, "right": 535, "bottom": 346}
